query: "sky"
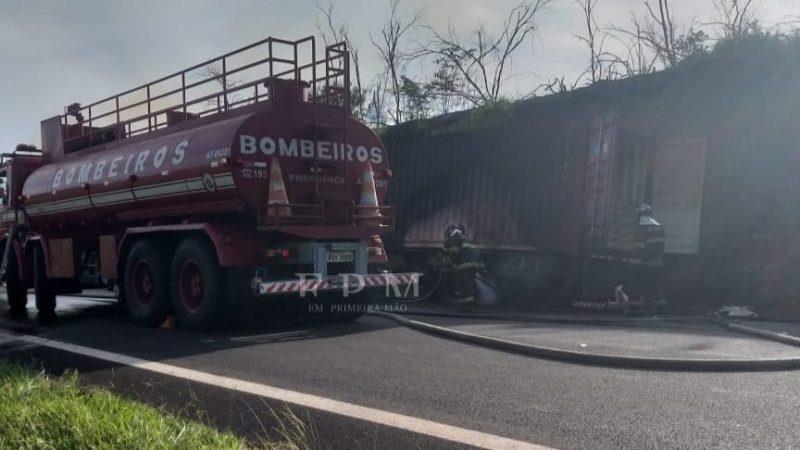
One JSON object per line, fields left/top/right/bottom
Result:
{"left": 0, "top": 0, "right": 797, "bottom": 150}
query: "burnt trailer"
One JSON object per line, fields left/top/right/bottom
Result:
{"left": 0, "top": 36, "right": 416, "bottom": 328}
{"left": 384, "top": 37, "right": 800, "bottom": 310}
{"left": 384, "top": 107, "right": 590, "bottom": 301}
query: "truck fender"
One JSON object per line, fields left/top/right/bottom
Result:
{"left": 117, "top": 223, "right": 266, "bottom": 277}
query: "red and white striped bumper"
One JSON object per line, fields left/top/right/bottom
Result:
{"left": 256, "top": 273, "right": 420, "bottom": 296}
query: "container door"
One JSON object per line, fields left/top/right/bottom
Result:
{"left": 583, "top": 112, "right": 617, "bottom": 248}
{"left": 651, "top": 138, "right": 708, "bottom": 254}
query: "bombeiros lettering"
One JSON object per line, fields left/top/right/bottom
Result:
{"left": 51, "top": 140, "right": 189, "bottom": 191}
{"left": 239, "top": 134, "right": 384, "bottom": 164}
{"left": 50, "top": 135, "right": 384, "bottom": 191}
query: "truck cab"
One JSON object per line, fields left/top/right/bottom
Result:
{"left": 0, "top": 146, "right": 48, "bottom": 319}
{"left": 0, "top": 146, "right": 50, "bottom": 230}
{"left": 0, "top": 147, "right": 42, "bottom": 219}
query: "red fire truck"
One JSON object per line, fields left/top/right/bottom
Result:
{"left": 0, "top": 36, "right": 416, "bottom": 329}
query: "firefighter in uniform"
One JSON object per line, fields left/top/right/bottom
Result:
{"left": 632, "top": 203, "right": 665, "bottom": 308}
{"left": 441, "top": 223, "right": 485, "bottom": 305}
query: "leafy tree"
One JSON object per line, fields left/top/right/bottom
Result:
{"left": 399, "top": 76, "right": 431, "bottom": 121}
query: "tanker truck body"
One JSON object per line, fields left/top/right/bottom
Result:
{"left": 0, "top": 36, "right": 416, "bottom": 328}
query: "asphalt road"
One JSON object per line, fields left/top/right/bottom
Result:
{"left": 2, "top": 295, "right": 800, "bottom": 449}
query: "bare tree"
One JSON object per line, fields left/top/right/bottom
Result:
{"left": 371, "top": 0, "right": 422, "bottom": 124}
{"left": 608, "top": 1, "right": 678, "bottom": 68}
{"left": 316, "top": 0, "right": 365, "bottom": 118}
{"left": 365, "top": 78, "right": 389, "bottom": 127}
{"left": 574, "top": 0, "right": 603, "bottom": 84}
{"left": 533, "top": 76, "right": 580, "bottom": 96}
{"left": 710, "top": 0, "right": 761, "bottom": 39}
{"left": 424, "top": 0, "right": 552, "bottom": 107}
{"left": 608, "top": 0, "right": 706, "bottom": 72}
{"left": 199, "top": 63, "right": 241, "bottom": 110}
{"left": 639, "top": 0, "right": 678, "bottom": 66}
{"left": 602, "top": 19, "right": 660, "bottom": 78}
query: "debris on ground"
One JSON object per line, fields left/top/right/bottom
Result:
{"left": 715, "top": 305, "right": 758, "bottom": 319}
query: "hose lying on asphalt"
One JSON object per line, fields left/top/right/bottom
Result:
{"left": 722, "top": 321, "right": 800, "bottom": 348}
{"left": 367, "top": 311, "right": 800, "bottom": 372}
{"left": 391, "top": 308, "right": 715, "bottom": 328}
{"left": 394, "top": 305, "right": 800, "bottom": 352}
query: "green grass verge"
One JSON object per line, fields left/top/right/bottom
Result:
{"left": 0, "top": 360, "right": 308, "bottom": 449}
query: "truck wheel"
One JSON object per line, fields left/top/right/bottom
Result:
{"left": 5, "top": 249, "right": 28, "bottom": 319}
{"left": 124, "top": 240, "right": 170, "bottom": 326}
{"left": 33, "top": 246, "right": 56, "bottom": 324}
{"left": 170, "top": 239, "right": 224, "bottom": 330}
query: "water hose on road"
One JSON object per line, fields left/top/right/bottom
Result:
{"left": 395, "top": 306, "right": 800, "bottom": 352}
{"left": 373, "top": 265, "right": 444, "bottom": 305}
{"left": 722, "top": 321, "right": 800, "bottom": 348}
{"left": 394, "top": 308, "right": 716, "bottom": 328}
{"left": 368, "top": 311, "right": 800, "bottom": 372}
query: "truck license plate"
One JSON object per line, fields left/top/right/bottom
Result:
{"left": 327, "top": 250, "right": 354, "bottom": 263}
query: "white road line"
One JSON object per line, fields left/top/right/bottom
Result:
{"left": 0, "top": 331, "right": 550, "bottom": 450}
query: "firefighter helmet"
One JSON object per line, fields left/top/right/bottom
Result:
{"left": 444, "top": 222, "right": 466, "bottom": 239}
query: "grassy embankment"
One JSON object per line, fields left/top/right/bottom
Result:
{"left": 0, "top": 360, "right": 313, "bottom": 449}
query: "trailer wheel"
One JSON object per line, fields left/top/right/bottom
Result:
{"left": 5, "top": 249, "right": 28, "bottom": 318}
{"left": 33, "top": 246, "right": 56, "bottom": 324}
{"left": 170, "top": 239, "right": 224, "bottom": 330}
{"left": 124, "top": 240, "right": 170, "bottom": 326}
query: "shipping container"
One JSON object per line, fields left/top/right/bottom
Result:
{"left": 382, "top": 36, "right": 800, "bottom": 310}
{"left": 387, "top": 119, "right": 586, "bottom": 252}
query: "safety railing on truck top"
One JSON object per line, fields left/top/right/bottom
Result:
{"left": 60, "top": 36, "right": 351, "bottom": 153}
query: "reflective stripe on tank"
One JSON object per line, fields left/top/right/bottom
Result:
{"left": 91, "top": 190, "right": 136, "bottom": 205}
{"left": 25, "top": 173, "right": 235, "bottom": 216}
{"left": 215, "top": 173, "right": 234, "bottom": 187}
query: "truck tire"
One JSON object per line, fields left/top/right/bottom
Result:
{"left": 170, "top": 238, "right": 224, "bottom": 330}
{"left": 124, "top": 240, "right": 171, "bottom": 326}
{"left": 33, "top": 246, "right": 56, "bottom": 324}
{"left": 5, "top": 249, "right": 28, "bottom": 319}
